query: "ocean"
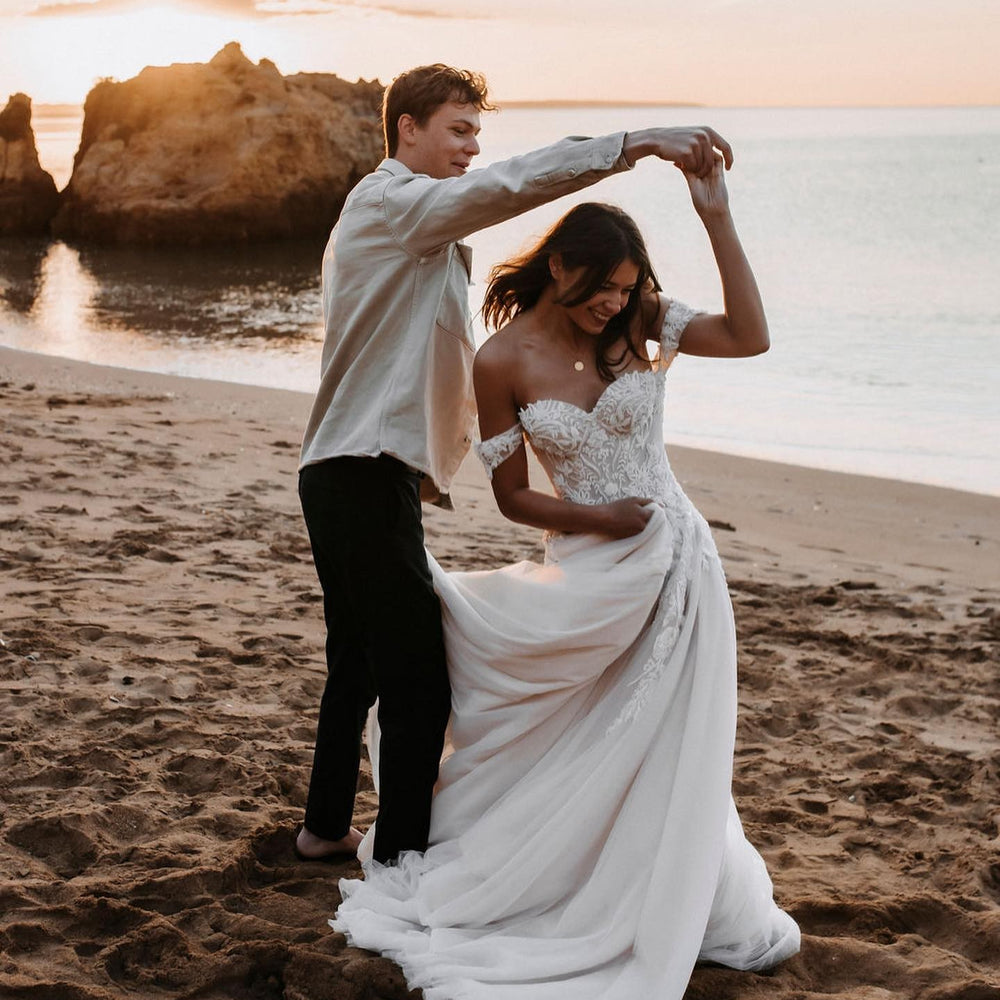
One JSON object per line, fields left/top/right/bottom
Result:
{"left": 2, "top": 104, "right": 998, "bottom": 496}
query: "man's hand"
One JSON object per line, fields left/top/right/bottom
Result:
{"left": 623, "top": 126, "right": 733, "bottom": 177}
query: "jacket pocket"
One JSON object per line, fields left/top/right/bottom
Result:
{"left": 434, "top": 243, "right": 475, "bottom": 348}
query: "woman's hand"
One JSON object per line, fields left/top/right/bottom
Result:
{"left": 664, "top": 153, "right": 769, "bottom": 360}
{"left": 594, "top": 498, "right": 655, "bottom": 539}
{"left": 680, "top": 153, "right": 730, "bottom": 220}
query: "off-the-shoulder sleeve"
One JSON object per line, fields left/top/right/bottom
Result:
{"left": 474, "top": 424, "right": 524, "bottom": 481}
{"left": 660, "top": 299, "right": 702, "bottom": 354}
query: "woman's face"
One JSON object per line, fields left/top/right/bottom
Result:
{"left": 553, "top": 257, "right": 640, "bottom": 336}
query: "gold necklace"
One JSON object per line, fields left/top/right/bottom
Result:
{"left": 559, "top": 325, "right": 588, "bottom": 372}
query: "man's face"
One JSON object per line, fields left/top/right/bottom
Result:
{"left": 404, "top": 100, "right": 482, "bottom": 179}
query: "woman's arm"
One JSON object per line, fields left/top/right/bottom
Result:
{"left": 665, "top": 155, "right": 770, "bottom": 358}
{"left": 473, "top": 342, "right": 652, "bottom": 539}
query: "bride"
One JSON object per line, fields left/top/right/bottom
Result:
{"left": 332, "top": 154, "right": 801, "bottom": 999}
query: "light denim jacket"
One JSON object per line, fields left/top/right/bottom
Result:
{"left": 299, "top": 132, "right": 631, "bottom": 498}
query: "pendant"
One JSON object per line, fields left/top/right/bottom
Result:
{"left": 573, "top": 361, "right": 585, "bottom": 372}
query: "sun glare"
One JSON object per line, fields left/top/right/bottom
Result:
{"left": 18, "top": 3, "right": 253, "bottom": 103}
{"left": 1, "top": 0, "right": 996, "bottom": 108}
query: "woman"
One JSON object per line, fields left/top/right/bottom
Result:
{"left": 333, "top": 156, "right": 801, "bottom": 999}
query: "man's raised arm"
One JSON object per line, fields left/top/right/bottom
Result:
{"left": 384, "top": 127, "right": 733, "bottom": 258}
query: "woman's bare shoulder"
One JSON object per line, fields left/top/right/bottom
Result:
{"left": 475, "top": 316, "right": 538, "bottom": 375}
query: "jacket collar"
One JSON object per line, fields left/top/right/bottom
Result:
{"left": 376, "top": 158, "right": 413, "bottom": 176}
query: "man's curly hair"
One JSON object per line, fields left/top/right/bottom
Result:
{"left": 383, "top": 64, "right": 497, "bottom": 157}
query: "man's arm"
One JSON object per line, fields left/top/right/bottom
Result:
{"left": 384, "top": 133, "right": 626, "bottom": 257}
{"left": 384, "top": 126, "right": 733, "bottom": 257}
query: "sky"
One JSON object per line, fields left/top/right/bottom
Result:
{"left": 0, "top": 0, "right": 997, "bottom": 107}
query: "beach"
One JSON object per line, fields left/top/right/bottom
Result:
{"left": 1, "top": 343, "right": 998, "bottom": 999}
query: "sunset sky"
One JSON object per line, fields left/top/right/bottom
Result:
{"left": 0, "top": 0, "right": 997, "bottom": 107}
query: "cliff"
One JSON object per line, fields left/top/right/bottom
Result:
{"left": 0, "top": 93, "right": 60, "bottom": 236}
{"left": 52, "top": 43, "right": 384, "bottom": 244}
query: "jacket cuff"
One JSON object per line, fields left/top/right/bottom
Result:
{"left": 531, "top": 132, "right": 631, "bottom": 187}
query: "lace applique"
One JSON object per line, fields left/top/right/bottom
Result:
{"left": 660, "top": 299, "right": 701, "bottom": 355}
{"left": 520, "top": 371, "right": 665, "bottom": 508}
{"left": 475, "top": 424, "right": 523, "bottom": 480}
{"left": 604, "top": 508, "right": 723, "bottom": 733}
{"left": 606, "top": 513, "right": 693, "bottom": 733}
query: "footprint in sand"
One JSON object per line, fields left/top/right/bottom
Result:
{"left": 63, "top": 897, "right": 150, "bottom": 957}
{"left": 103, "top": 922, "right": 196, "bottom": 990}
{"left": 163, "top": 751, "right": 279, "bottom": 798}
{"left": 890, "top": 693, "right": 963, "bottom": 717}
{"left": 792, "top": 896, "right": 1000, "bottom": 968}
{"left": 7, "top": 814, "right": 99, "bottom": 878}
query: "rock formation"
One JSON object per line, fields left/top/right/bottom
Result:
{"left": 0, "top": 93, "right": 60, "bottom": 236}
{"left": 53, "top": 43, "right": 384, "bottom": 244}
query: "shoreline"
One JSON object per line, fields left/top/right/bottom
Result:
{"left": 4, "top": 341, "right": 998, "bottom": 505}
{"left": 2, "top": 345, "right": 999, "bottom": 999}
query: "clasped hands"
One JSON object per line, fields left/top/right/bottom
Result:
{"left": 623, "top": 125, "right": 732, "bottom": 177}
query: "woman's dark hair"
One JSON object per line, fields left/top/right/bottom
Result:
{"left": 383, "top": 64, "right": 497, "bottom": 157}
{"left": 482, "top": 203, "right": 661, "bottom": 382}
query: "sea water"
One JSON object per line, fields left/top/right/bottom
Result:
{"left": 2, "top": 105, "right": 998, "bottom": 496}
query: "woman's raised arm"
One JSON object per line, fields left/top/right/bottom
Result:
{"left": 667, "top": 155, "right": 770, "bottom": 359}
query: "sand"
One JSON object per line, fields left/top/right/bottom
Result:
{"left": 1, "top": 344, "right": 998, "bottom": 1000}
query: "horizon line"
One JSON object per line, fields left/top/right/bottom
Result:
{"left": 30, "top": 99, "right": 1000, "bottom": 114}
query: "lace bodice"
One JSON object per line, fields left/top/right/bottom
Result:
{"left": 475, "top": 299, "right": 702, "bottom": 516}
{"left": 519, "top": 368, "right": 671, "bottom": 508}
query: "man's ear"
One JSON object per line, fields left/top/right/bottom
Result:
{"left": 397, "top": 113, "right": 418, "bottom": 148}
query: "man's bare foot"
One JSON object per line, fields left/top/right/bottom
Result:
{"left": 295, "top": 825, "right": 364, "bottom": 861}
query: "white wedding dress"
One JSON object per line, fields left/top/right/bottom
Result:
{"left": 333, "top": 302, "right": 801, "bottom": 1000}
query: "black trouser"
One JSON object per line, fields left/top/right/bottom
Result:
{"left": 298, "top": 454, "right": 451, "bottom": 864}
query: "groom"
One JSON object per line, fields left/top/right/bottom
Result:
{"left": 296, "top": 63, "right": 732, "bottom": 865}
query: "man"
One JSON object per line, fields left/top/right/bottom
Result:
{"left": 296, "top": 63, "right": 732, "bottom": 865}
